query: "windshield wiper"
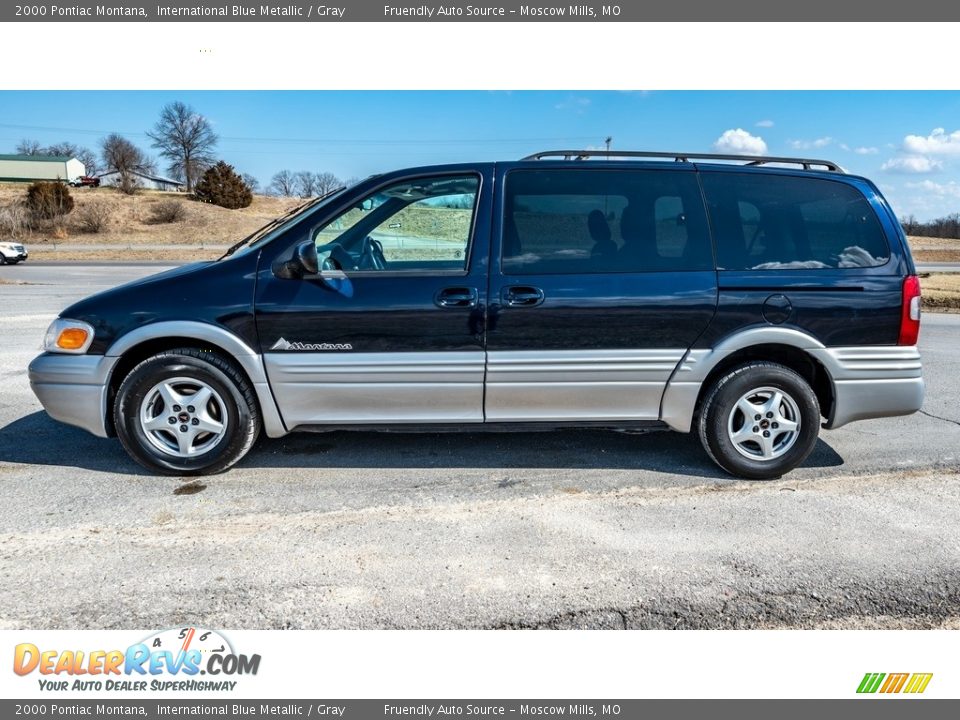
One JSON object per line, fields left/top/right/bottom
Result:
{"left": 218, "top": 186, "right": 346, "bottom": 260}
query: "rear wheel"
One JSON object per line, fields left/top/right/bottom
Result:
{"left": 698, "top": 361, "right": 820, "bottom": 480}
{"left": 114, "top": 348, "right": 261, "bottom": 475}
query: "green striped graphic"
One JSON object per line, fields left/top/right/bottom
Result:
{"left": 857, "top": 672, "right": 886, "bottom": 693}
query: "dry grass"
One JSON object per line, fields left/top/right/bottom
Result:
{"left": 908, "top": 235, "right": 960, "bottom": 263}
{"left": 0, "top": 183, "right": 301, "bottom": 247}
{"left": 920, "top": 272, "right": 960, "bottom": 312}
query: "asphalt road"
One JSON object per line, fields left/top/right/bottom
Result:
{"left": 1, "top": 264, "right": 959, "bottom": 630}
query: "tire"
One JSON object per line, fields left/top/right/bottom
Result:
{"left": 0, "top": 253, "right": 6, "bottom": 265}
{"left": 697, "top": 361, "right": 820, "bottom": 480}
{"left": 113, "top": 348, "right": 261, "bottom": 476}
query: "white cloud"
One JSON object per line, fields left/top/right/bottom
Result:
{"left": 755, "top": 119, "right": 774, "bottom": 128}
{"left": 554, "top": 96, "right": 591, "bottom": 113}
{"left": 881, "top": 155, "right": 943, "bottom": 174}
{"left": 713, "top": 128, "right": 767, "bottom": 155}
{"left": 853, "top": 146, "right": 879, "bottom": 155}
{"left": 906, "top": 179, "right": 960, "bottom": 198}
{"left": 788, "top": 137, "right": 834, "bottom": 150}
{"left": 902, "top": 128, "right": 960, "bottom": 156}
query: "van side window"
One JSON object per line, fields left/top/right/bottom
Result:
{"left": 502, "top": 169, "right": 712, "bottom": 274}
{"left": 703, "top": 173, "right": 890, "bottom": 270}
{"left": 311, "top": 175, "right": 479, "bottom": 272}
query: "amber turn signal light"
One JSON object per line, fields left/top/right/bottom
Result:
{"left": 56, "top": 327, "right": 90, "bottom": 350}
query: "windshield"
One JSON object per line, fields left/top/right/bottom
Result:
{"left": 219, "top": 186, "right": 349, "bottom": 259}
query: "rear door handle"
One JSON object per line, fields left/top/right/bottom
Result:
{"left": 503, "top": 286, "right": 544, "bottom": 307}
{"left": 435, "top": 287, "right": 478, "bottom": 308}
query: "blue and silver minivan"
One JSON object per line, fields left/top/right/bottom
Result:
{"left": 29, "top": 151, "right": 924, "bottom": 478}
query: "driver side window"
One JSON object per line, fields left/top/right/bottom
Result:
{"left": 312, "top": 175, "right": 479, "bottom": 272}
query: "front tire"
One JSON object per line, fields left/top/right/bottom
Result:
{"left": 698, "top": 361, "right": 820, "bottom": 480}
{"left": 114, "top": 348, "right": 261, "bottom": 475}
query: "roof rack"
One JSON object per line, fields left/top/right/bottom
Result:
{"left": 521, "top": 150, "right": 844, "bottom": 173}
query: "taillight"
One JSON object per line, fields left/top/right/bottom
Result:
{"left": 898, "top": 275, "right": 921, "bottom": 346}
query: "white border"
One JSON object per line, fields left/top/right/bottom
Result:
{"left": 3, "top": 629, "right": 954, "bottom": 699}
{"left": 1, "top": 22, "right": 959, "bottom": 90}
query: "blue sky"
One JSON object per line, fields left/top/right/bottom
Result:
{"left": 2, "top": 90, "right": 960, "bottom": 220}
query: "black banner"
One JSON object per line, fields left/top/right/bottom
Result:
{"left": 3, "top": 1, "right": 958, "bottom": 22}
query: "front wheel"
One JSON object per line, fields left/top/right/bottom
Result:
{"left": 114, "top": 348, "right": 261, "bottom": 475}
{"left": 698, "top": 361, "right": 820, "bottom": 480}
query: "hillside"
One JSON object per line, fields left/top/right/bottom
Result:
{"left": 0, "top": 183, "right": 303, "bottom": 260}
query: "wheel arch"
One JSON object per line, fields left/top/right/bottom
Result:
{"left": 661, "top": 327, "right": 835, "bottom": 432}
{"left": 104, "top": 321, "right": 287, "bottom": 438}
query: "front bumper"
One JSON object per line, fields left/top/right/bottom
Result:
{"left": 28, "top": 353, "right": 119, "bottom": 438}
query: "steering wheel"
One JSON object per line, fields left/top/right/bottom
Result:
{"left": 358, "top": 236, "right": 387, "bottom": 270}
{"left": 323, "top": 244, "right": 354, "bottom": 271}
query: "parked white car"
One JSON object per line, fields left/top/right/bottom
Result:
{"left": 0, "top": 241, "right": 28, "bottom": 264}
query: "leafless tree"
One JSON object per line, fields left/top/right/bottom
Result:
{"left": 45, "top": 141, "right": 99, "bottom": 176}
{"left": 314, "top": 171, "right": 341, "bottom": 196}
{"left": 147, "top": 101, "right": 218, "bottom": 193}
{"left": 241, "top": 173, "right": 260, "bottom": 193}
{"left": 295, "top": 171, "right": 317, "bottom": 197}
{"left": 100, "top": 134, "right": 151, "bottom": 195}
{"left": 15, "top": 138, "right": 42, "bottom": 155}
{"left": 902, "top": 213, "right": 960, "bottom": 240}
{"left": 269, "top": 170, "right": 297, "bottom": 197}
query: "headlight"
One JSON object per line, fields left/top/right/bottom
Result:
{"left": 43, "top": 318, "right": 95, "bottom": 354}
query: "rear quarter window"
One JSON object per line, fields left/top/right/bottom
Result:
{"left": 701, "top": 172, "right": 890, "bottom": 270}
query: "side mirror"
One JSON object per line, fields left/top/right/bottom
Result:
{"left": 296, "top": 240, "right": 319, "bottom": 275}
{"left": 272, "top": 239, "right": 319, "bottom": 279}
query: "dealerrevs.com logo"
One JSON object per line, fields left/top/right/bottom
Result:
{"left": 13, "top": 627, "right": 260, "bottom": 693}
{"left": 857, "top": 672, "right": 933, "bottom": 694}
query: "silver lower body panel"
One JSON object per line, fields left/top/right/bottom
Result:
{"left": 264, "top": 351, "right": 485, "bottom": 428}
{"left": 485, "top": 349, "right": 684, "bottom": 422}
{"left": 811, "top": 346, "right": 925, "bottom": 429}
{"left": 28, "top": 353, "right": 118, "bottom": 438}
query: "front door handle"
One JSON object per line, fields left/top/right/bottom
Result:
{"left": 503, "top": 286, "right": 545, "bottom": 307}
{"left": 435, "top": 287, "right": 478, "bottom": 308}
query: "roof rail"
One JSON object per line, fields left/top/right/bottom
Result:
{"left": 521, "top": 150, "right": 844, "bottom": 173}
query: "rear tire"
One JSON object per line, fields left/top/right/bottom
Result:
{"left": 697, "top": 361, "right": 820, "bottom": 480}
{"left": 114, "top": 348, "right": 261, "bottom": 476}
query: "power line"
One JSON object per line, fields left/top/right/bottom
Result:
{"left": 0, "top": 122, "right": 597, "bottom": 147}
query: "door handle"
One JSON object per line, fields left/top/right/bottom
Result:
{"left": 435, "top": 287, "right": 478, "bottom": 308}
{"left": 503, "top": 286, "right": 545, "bottom": 307}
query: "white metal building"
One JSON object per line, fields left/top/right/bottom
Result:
{"left": 0, "top": 154, "right": 86, "bottom": 183}
{"left": 96, "top": 170, "right": 183, "bottom": 191}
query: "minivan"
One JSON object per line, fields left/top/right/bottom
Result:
{"left": 29, "top": 150, "right": 924, "bottom": 478}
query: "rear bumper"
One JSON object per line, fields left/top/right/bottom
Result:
{"left": 28, "top": 353, "right": 118, "bottom": 438}
{"left": 809, "top": 346, "right": 925, "bottom": 429}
